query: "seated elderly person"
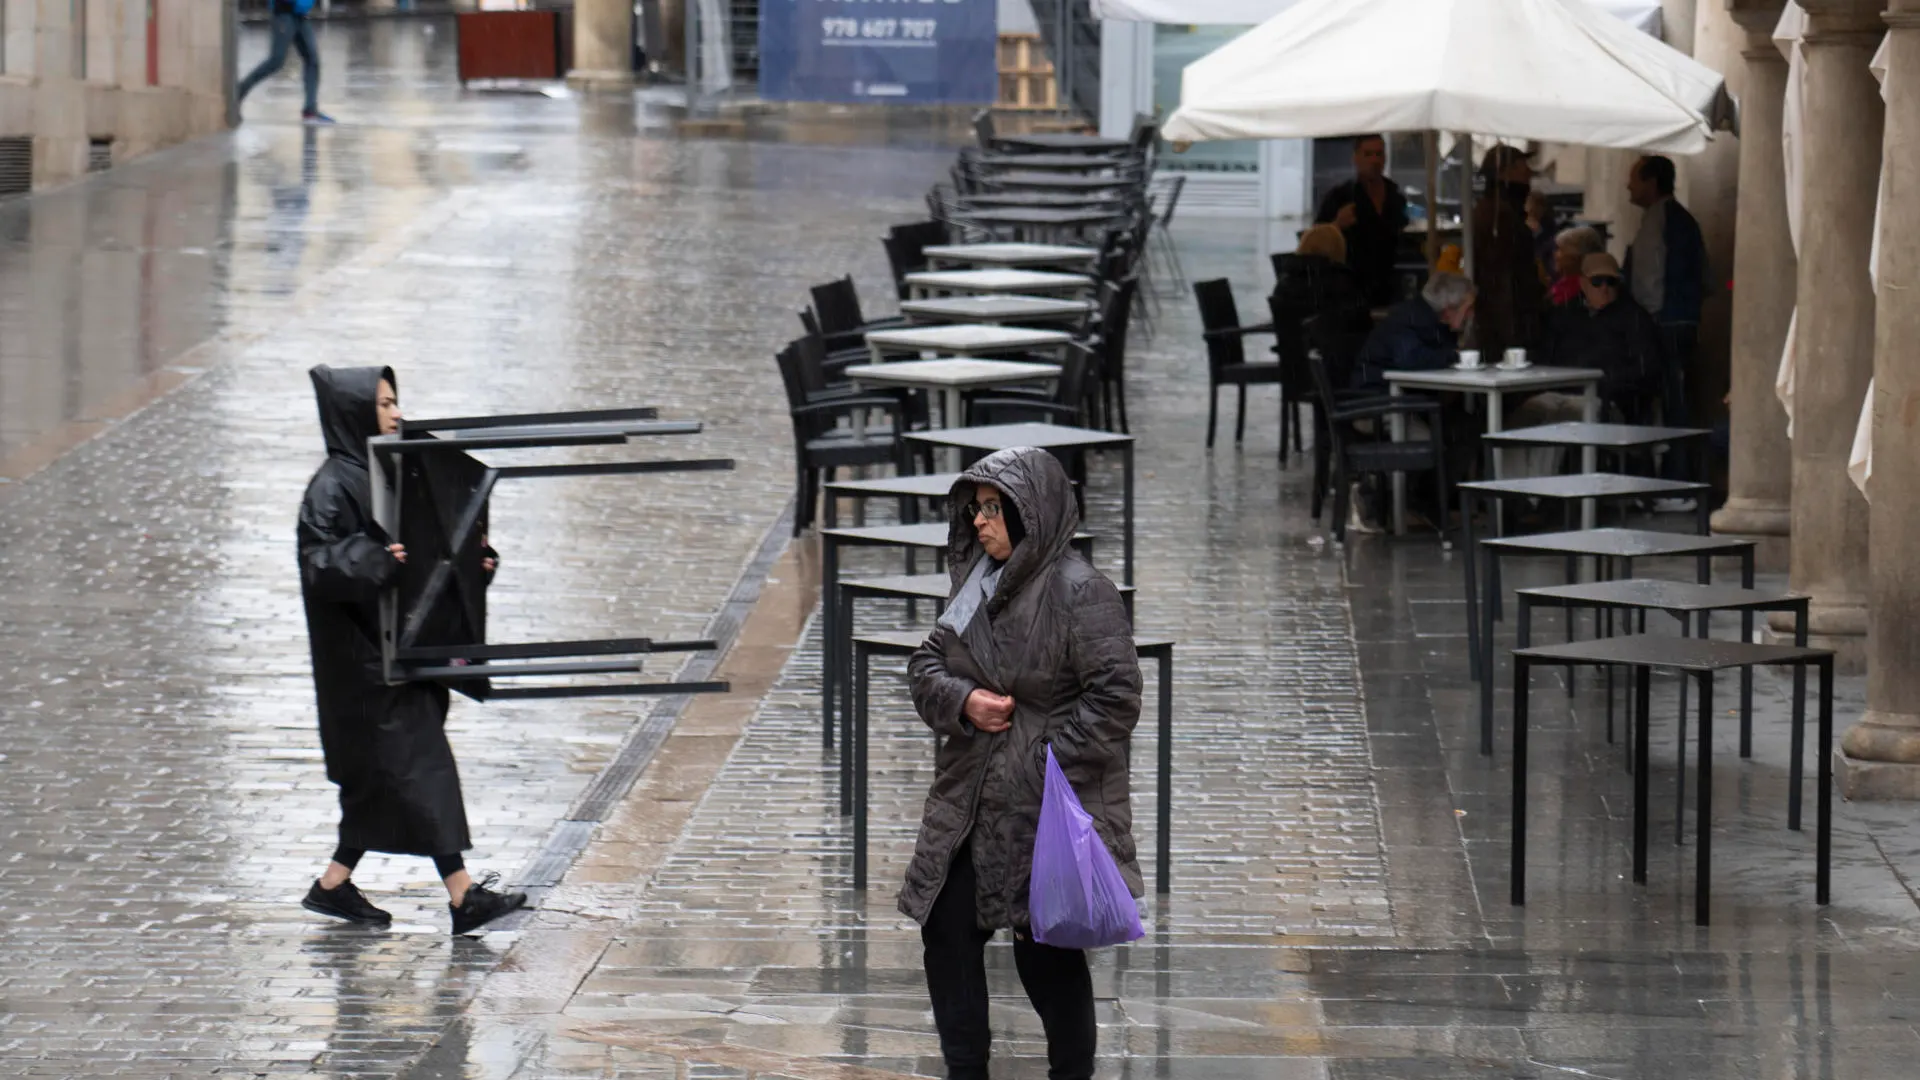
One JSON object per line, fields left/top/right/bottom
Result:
{"left": 1352, "top": 271, "right": 1475, "bottom": 392}
{"left": 1540, "top": 251, "right": 1668, "bottom": 413}
{"left": 1273, "top": 224, "right": 1368, "bottom": 316}
{"left": 1548, "top": 226, "right": 1607, "bottom": 308}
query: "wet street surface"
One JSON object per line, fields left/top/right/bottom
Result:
{"left": 3, "top": 16, "right": 1919, "bottom": 1080}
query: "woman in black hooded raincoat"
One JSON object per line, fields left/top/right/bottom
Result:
{"left": 903, "top": 446, "right": 1143, "bottom": 1080}
{"left": 296, "top": 365, "right": 525, "bottom": 935}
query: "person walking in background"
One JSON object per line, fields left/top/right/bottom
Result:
{"left": 297, "top": 365, "right": 526, "bottom": 935}
{"left": 1624, "top": 154, "right": 1707, "bottom": 509}
{"left": 1470, "top": 144, "right": 1547, "bottom": 362}
{"left": 237, "top": 0, "right": 334, "bottom": 125}
{"left": 903, "top": 447, "right": 1143, "bottom": 1080}
{"left": 1314, "top": 134, "right": 1409, "bottom": 307}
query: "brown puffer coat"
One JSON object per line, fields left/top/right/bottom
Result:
{"left": 898, "top": 447, "right": 1143, "bottom": 931}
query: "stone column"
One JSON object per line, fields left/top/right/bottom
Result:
{"left": 567, "top": 0, "right": 636, "bottom": 91}
{"left": 1711, "top": 1, "right": 1794, "bottom": 568}
{"left": 1772, "top": 0, "right": 1882, "bottom": 672}
{"left": 1683, "top": 1, "right": 1746, "bottom": 501}
{"left": 1841, "top": 1, "right": 1920, "bottom": 798}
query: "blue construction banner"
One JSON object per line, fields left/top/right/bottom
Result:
{"left": 759, "top": 0, "right": 1000, "bottom": 104}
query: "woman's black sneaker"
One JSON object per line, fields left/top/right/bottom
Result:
{"left": 450, "top": 872, "right": 528, "bottom": 935}
{"left": 302, "top": 879, "right": 392, "bottom": 925}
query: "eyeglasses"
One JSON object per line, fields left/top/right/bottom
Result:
{"left": 964, "top": 501, "right": 1004, "bottom": 521}
{"left": 1587, "top": 275, "right": 1621, "bottom": 289}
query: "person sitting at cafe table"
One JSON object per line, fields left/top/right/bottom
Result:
{"left": 1537, "top": 251, "right": 1667, "bottom": 417}
{"left": 1547, "top": 226, "right": 1606, "bottom": 309}
{"left": 1352, "top": 271, "right": 1476, "bottom": 393}
{"left": 1496, "top": 252, "right": 1665, "bottom": 481}
{"left": 1272, "top": 224, "right": 1369, "bottom": 326}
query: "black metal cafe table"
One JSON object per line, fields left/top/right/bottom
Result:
{"left": 1510, "top": 635, "right": 1834, "bottom": 927}
{"left": 1514, "top": 580, "right": 1813, "bottom": 837}
{"left": 1473, "top": 528, "right": 1756, "bottom": 755}
{"left": 1458, "top": 473, "right": 1712, "bottom": 677}
{"left": 995, "top": 133, "right": 1134, "bottom": 153}
{"left": 847, "top": 629, "right": 1176, "bottom": 894}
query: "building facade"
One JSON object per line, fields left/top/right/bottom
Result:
{"left": 0, "top": 0, "right": 233, "bottom": 194}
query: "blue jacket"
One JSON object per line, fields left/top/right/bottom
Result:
{"left": 274, "top": 0, "right": 316, "bottom": 15}
{"left": 1353, "top": 298, "right": 1457, "bottom": 392}
{"left": 1624, "top": 198, "right": 1706, "bottom": 325}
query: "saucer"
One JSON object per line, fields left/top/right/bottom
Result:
{"left": 1452, "top": 363, "right": 1486, "bottom": 372}
{"left": 1497, "top": 361, "right": 1532, "bottom": 371}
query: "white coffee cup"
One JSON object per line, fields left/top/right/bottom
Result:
{"left": 1457, "top": 349, "right": 1483, "bottom": 369}
{"left": 1502, "top": 347, "right": 1529, "bottom": 369}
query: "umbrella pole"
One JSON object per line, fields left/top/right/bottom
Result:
{"left": 1424, "top": 130, "right": 1439, "bottom": 265}
{"left": 1459, "top": 132, "right": 1475, "bottom": 276}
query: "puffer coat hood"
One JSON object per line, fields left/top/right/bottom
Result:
{"left": 310, "top": 364, "right": 395, "bottom": 466}
{"left": 901, "top": 447, "right": 1142, "bottom": 932}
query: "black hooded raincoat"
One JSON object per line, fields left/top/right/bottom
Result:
{"left": 900, "top": 447, "right": 1143, "bottom": 932}
{"left": 298, "top": 365, "right": 471, "bottom": 857}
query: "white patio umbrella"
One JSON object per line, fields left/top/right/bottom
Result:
{"left": 1161, "top": 0, "right": 1727, "bottom": 152}
{"left": 1092, "top": 0, "right": 1664, "bottom": 36}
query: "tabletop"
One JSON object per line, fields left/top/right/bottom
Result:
{"left": 901, "top": 295, "right": 1096, "bottom": 322}
{"left": 1482, "top": 527, "right": 1757, "bottom": 558}
{"left": 821, "top": 523, "right": 953, "bottom": 548}
{"left": 1459, "top": 473, "right": 1709, "bottom": 500}
{"left": 845, "top": 359, "right": 1061, "bottom": 390}
{"left": 968, "top": 207, "right": 1127, "bottom": 226}
{"left": 1383, "top": 365, "right": 1605, "bottom": 392}
{"left": 823, "top": 472, "right": 961, "bottom": 498}
{"left": 982, "top": 172, "right": 1140, "bottom": 190}
{"left": 904, "top": 421, "right": 1134, "bottom": 452}
{"left": 997, "top": 134, "right": 1134, "bottom": 152}
{"left": 960, "top": 192, "right": 1129, "bottom": 209}
{"left": 1483, "top": 421, "right": 1715, "bottom": 448}
{"left": 866, "top": 324, "right": 1074, "bottom": 352}
{"left": 904, "top": 268, "right": 1096, "bottom": 293}
{"left": 1516, "top": 579, "right": 1809, "bottom": 613}
{"left": 922, "top": 242, "right": 1098, "bottom": 265}
{"left": 1515, "top": 635, "right": 1831, "bottom": 673}
{"left": 976, "top": 152, "right": 1129, "bottom": 170}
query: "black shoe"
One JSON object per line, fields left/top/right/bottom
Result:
{"left": 450, "top": 872, "right": 527, "bottom": 935}
{"left": 302, "top": 879, "right": 392, "bottom": 925}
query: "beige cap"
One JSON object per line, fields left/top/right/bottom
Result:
{"left": 1581, "top": 251, "right": 1622, "bottom": 279}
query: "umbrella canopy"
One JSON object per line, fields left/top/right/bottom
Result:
{"left": 1160, "top": 0, "right": 1726, "bottom": 153}
{"left": 1092, "top": 0, "right": 1662, "bottom": 35}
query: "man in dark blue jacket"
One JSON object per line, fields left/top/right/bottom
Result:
{"left": 1353, "top": 272, "right": 1476, "bottom": 393}
{"left": 1624, "top": 155, "right": 1706, "bottom": 505}
{"left": 237, "top": 0, "right": 333, "bottom": 125}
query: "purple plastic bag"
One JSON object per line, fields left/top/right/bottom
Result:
{"left": 1028, "top": 746, "right": 1144, "bottom": 949}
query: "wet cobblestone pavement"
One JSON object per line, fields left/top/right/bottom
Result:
{"left": 3, "top": 16, "right": 1920, "bottom": 1080}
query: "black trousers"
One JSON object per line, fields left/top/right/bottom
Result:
{"left": 922, "top": 840, "right": 1096, "bottom": 1080}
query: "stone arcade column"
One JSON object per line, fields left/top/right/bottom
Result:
{"left": 568, "top": 0, "right": 637, "bottom": 91}
{"left": 1772, "top": 0, "right": 1882, "bottom": 672}
{"left": 1711, "top": 1, "right": 1795, "bottom": 568}
{"left": 1840, "top": 0, "right": 1920, "bottom": 797}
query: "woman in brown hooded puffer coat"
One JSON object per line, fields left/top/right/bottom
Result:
{"left": 902, "top": 445, "right": 1143, "bottom": 1080}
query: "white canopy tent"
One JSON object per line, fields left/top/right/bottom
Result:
{"left": 1091, "top": 0, "right": 1664, "bottom": 37}
{"left": 1159, "top": 0, "right": 1727, "bottom": 153}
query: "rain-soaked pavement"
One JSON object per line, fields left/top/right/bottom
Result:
{"left": 3, "top": 15, "right": 1920, "bottom": 1080}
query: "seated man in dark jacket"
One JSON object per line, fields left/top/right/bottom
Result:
{"left": 1541, "top": 252, "right": 1667, "bottom": 413}
{"left": 1352, "top": 271, "right": 1475, "bottom": 392}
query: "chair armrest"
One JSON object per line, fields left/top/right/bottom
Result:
{"left": 793, "top": 396, "right": 906, "bottom": 419}
{"left": 1202, "top": 325, "right": 1276, "bottom": 341}
{"left": 1329, "top": 398, "right": 1443, "bottom": 424}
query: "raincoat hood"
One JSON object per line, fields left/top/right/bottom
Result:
{"left": 310, "top": 364, "right": 395, "bottom": 466}
{"left": 948, "top": 447, "right": 1079, "bottom": 617}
